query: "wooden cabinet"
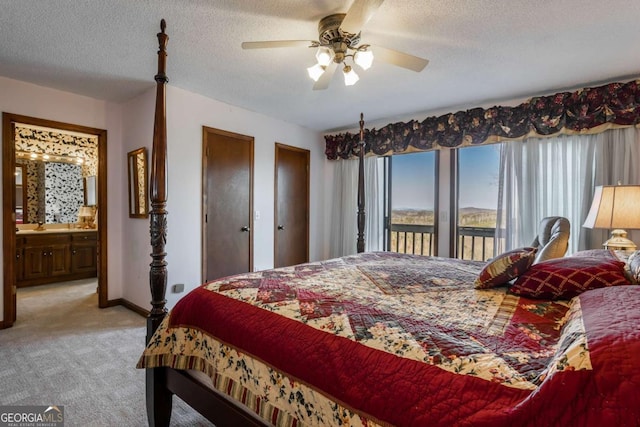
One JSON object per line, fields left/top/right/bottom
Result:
{"left": 16, "top": 231, "right": 97, "bottom": 287}
{"left": 71, "top": 232, "right": 98, "bottom": 274}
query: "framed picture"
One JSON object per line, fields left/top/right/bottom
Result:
{"left": 127, "top": 147, "right": 149, "bottom": 218}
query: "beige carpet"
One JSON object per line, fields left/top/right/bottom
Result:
{"left": 0, "top": 279, "right": 213, "bottom": 426}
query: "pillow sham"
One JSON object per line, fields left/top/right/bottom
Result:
{"left": 571, "top": 249, "right": 618, "bottom": 260}
{"left": 474, "top": 247, "right": 537, "bottom": 289}
{"left": 627, "top": 251, "right": 640, "bottom": 285}
{"left": 509, "top": 256, "right": 632, "bottom": 300}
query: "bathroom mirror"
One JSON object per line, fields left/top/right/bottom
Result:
{"left": 127, "top": 147, "right": 149, "bottom": 218}
{"left": 16, "top": 159, "right": 85, "bottom": 224}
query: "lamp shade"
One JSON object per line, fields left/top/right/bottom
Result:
{"left": 354, "top": 50, "right": 374, "bottom": 70}
{"left": 315, "top": 47, "right": 333, "bottom": 67}
{"left": 78, "top": 206, "right": 93, "bottom": 218}
{"left": 307, "top": 63, "right": 325, "bottom": 81}
{"left": 343, "top": 65, "right": 359, "bottom": 86}
{"left": 583, "top": 185, "right": 640, "bottom": 229}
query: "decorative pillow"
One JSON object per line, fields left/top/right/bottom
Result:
{"left": 571, "top": 249, "right": 618, "bottom": 260}
{"left": 627, "top": 251, "right": 640, "bottom": 285}
{"left": 510, "top": 256, "right": 632, "bottom": 300}
{"left": 474, "top": 247, "right": 538, "bottom": 289}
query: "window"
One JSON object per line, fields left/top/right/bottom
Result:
{"left": 384, "top": 151, "right": 438, "bottom": 255}
{"left": 455, "top": 144, "right": 501, "bottom": 261}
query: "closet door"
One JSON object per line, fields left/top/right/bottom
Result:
{"left": 274, "top": 143, "right": 309, "bottom": 268}
{"left": 202, "top": 127, "right": 254, "bottom": 281}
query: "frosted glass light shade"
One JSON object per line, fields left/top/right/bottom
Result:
{"left": 307, "top": 63, "right": 325, "bottom": 81}
{"left": 343, "top": 65, "right": 359, "bottom": 86}
{"left": 354, "top": 50, "right": 374, "bottom": 70}
{"left": 315, "top": 47, "right": 333, "bottom": 67}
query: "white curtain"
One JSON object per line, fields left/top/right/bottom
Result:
{"left": 329, "top": 157, "right": 382, "bottom": 258}
{"left": 496, "top": 127, "right": 640, "bottom": 255}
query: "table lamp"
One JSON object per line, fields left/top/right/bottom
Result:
{"left": 583, "top": 185, "right": 640, "bottom": 251}
{"left": 78, "top": 206, "right": 93, "bottom": 229}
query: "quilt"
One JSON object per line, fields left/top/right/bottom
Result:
{"left": 138, "top": 252, "right": 640, "bottom": 426}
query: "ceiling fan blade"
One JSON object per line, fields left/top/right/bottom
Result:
{"left": 313, "top": 61, "right": 338, "bottom": 90}
{"left": 371, "top": 45, "right": 429, "bottom": 72}
{"left": 241, "top": 40, "right": 315, "bottom": 49}
{"left": 339, "top": 0, "right": 385, "bottom": 35}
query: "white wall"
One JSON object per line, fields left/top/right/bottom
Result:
{"left": 121, "top": 85, "right": 325, "bottom": 311}
{"left": 0, "top": 76, "right": 125, "bottom": 323}
{"left": 1, "top": 76, "right": 326, "bottom": 323}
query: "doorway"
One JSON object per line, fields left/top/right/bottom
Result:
{"left": 274, "top": 143, "right": 310, "bottom": 268}
{"left": 202, "top": 126, "right": 254, "bottom": 282}
{"left": 2, "top": 113, "right": 108, "bottom": 328}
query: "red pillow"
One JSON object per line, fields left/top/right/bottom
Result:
{"left": 474, "top": 247, "right": 537, "bottom": 289}
{"left": 510, "top": 256, "right": 632, "bottom": 300}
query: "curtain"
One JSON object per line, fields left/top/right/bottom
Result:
{"left": 496, "top": 127, "right": 640, "bottom": 255}
{"left": 329, "top": 157, "right": 382, "bottom": 258}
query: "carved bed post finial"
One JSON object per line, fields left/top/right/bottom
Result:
{"left": 148, "top": 19, "right": 169, "bottom": 340}
{"left": 357, "top": 113, "right": 366, "bottom": 253}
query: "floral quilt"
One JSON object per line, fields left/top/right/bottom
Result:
{"left": 138, "top": 252, "right": 640, "bottom": 426}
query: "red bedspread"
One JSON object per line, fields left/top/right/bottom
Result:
{"left": 139, "top": 252, "right": 640, "bottom": 426}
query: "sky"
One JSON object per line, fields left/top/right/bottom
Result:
{"left": 392, "top": 144, "right": 500, "bottom": 210}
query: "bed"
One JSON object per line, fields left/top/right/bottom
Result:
{"left": 137, "top": 21, "right": 640, "bottom": 426}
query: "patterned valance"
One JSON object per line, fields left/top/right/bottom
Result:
{"left": 325, "top": 79, "right": 640, "bottom": 160}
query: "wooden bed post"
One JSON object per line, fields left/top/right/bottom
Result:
{"left": 146, "top": 19, "right": 172, "bottom": 427}
{"left": 148, "top": 18, "right": 169, "bottom": 340}
{"left": 356, "top": 113, "right": 366, "bottom": 253}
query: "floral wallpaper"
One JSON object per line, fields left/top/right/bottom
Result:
{"left": 15, "top": 125, "right": 98, "bottom": 176}
{"left": 17, "top": 159, "right": 45, "bottom": 223}
{"left": 43, "top": 162, "right": 84, "bottom": 223}
{"left": 15, "top": 124, "right": 98, "bottom": 223}
{"left": 325, "top": 79, "right": 640, "bottom": 160}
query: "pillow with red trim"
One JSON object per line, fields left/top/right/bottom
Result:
{"left": 474, "top": 247, "right": 538, "bottom": 289}
{"left": 509, "top": 256, "right": 632, "bottom": 300}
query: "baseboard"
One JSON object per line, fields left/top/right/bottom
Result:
{"left": 107, "top": 298, "right": 149, "bottom": 317}
{"left": 0, "top": 319, "right": 6, "bottom": 330}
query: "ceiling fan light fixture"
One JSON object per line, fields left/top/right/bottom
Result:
{"left": 307, "top": 63, "right": 326, "bottom": 81}
{"left": 354, "top": 50, "right": 374, "bottom": 70}
{"left": 315, "top": 47, "right": 334, "bottom": 67}
{"left": 343, "top": 65, "right": 359, "bottom": 86}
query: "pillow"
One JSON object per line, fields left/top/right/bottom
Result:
{"left": 509, "top": 256, "right": 632, "bottom": 300}
{"left": 627, "top": 251, "right": 640, "bottom": 285}
{"left": 474, "top": 247, "right": 538, "bottom": 289}
{"left": 571, "top": 249, "right": 618, "bottom": 260}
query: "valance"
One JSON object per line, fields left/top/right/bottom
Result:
{"left": 325, "top": 79, "right": 640, "bottom": 160}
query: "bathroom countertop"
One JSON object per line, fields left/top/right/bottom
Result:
{"left": 16, "top": 228, "right": 97, "bottom": 235}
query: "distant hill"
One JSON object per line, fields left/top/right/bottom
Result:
{"left": 392, "top": 207, "right": 497, "bottom": 227}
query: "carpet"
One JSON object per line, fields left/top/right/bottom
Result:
{"left": 0, "top": 279, "right": 213, "bottom": 426}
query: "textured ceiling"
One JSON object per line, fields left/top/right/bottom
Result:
{"left": 1, "top": 0, "right": 640, "bottom": 132}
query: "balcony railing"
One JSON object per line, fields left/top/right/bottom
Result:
{"left": 457, "top": 226, "right": 497, "bottom": 261}
{"left": 390, "top": 224, "right": 435, "bottom": 256}
{"left": 389, "top": 224, "right": 501, "bottom": 261}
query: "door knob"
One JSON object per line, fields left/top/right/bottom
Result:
{"left": 241, "top": 226, "right": 250, "bottom": 232}
{"left": 277, "top": 225, "right": 285, "bottom": 230}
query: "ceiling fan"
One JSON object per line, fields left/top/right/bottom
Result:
{"left": 241, "top": 0, "right": 429, "bottom": 90}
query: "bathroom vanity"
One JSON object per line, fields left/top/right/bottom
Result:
{"left": 16, "top": 229, "right": 98, "bottom": 287}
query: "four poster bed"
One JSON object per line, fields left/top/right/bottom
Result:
{"left": 138, "top": 21, "right": 640, "bottom": 426}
